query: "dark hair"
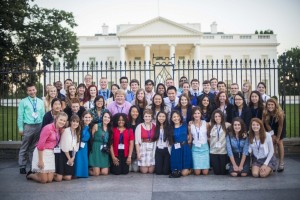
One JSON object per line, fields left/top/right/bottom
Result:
{"left": 145, "top": 79, "right": 154, "bottom": 86}
{"left": 156, "top": 83, "right": 167, "bottom": 97}
{"left": 128, "top": 105, "right": 142, "bottom": 125}
{"left": 110, "top": 84, "right": 120, "bottom": 99}
{"left": 130, "top": 79, "right": 139, "bottom": 86}
{"left": 84, "top": 85, "right": 98, "bottom": 103}
{"left": 190, "top": 79, "right": 199, "bottom": 84}
{"left": 153, "top": 111, "right": 173, "bottom": 144}
{"left": 228, "top": 117, "right": 247, "bottom": 139}
{"left": 249, "top": 118, "right": 266, "bottom": 144}
{"left": 80, "top": 111, "right": 93, "bottom": 149}
{"left": 167, "top": 86, "right": 177, "bottom": 93}
{"left": 119, "top": 76, "right": 128, "bottom": 83}
{"left": 257, "top": 81, "right": 266, "bottom": 89}
{"left": 210, "top": 78, "right": 218, "bottom": 82}
{"left": 177, "top": 93, "right": 191, "bottom": 108}
{"left": 93, "top": 95, "right": 105, "bottom": 109}
{"left": 215, "top": 91, "right": 229, "bottom": 107}
{"left": 233, "top": 92, "right": 247, "bottom": 109}
{"left": 64, "top": 78, "right": 72, "bottom": 84}
{"left": 249, "top": 91, "right": 264, "bottom": 110}
{"left": 77, "top": 83, "right": 86, "bottom": 89}
{"left": 202, "top": 80, "right": 210, "bottom": 85}
{"left": 51, "top": 98, "right": 62, "bottom": 108}
{"left": 170, "top": 110, "right": 183, "bottom": 127}
{"left": 134, "top": 89, "right": 148, "bottom": 108}
{"left": 191, "top": 106, "right": 202, "bottom": 121}
{"left": 198, "top": 95, "right": 213, "bottom": 120}
{"left": 69, "top": 114, "right": 81, "bottom": 143}
{"left": 112, "top": 113, "right": 130, "bottom": 129}
{"left": 217, "top": 81, "right": 226, "bottom": 87}
{"left": 151, "top": 94, "right": 166, "bottom": 116}
{"left": 209, "top": 109, "right": 227, "bottom": 135}
{"left": 26, "top": 83, "right": 36, "bottom": 89}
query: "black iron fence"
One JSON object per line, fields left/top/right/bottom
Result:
{"left": 0, "top": 56, "right": 299, "bottom": 141}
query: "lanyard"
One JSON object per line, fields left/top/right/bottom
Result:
{"left": 70, "top": 129, "right": 76, "bottom": 156}
{"left": 195, "top": 125, "right": 201, "bottom": 140}
{"left": 254, "top": 138, "right": 260, "bottom": 152}
{"left": 116, "top": 105, "right": 124, "bottom": 113}
{"left": 216, "top": 125, "right": 222, "bottom": 141}
{"left": 28, "top": 97, "right": 37, "bottom": 112}
{"left": 159, "top": 129, "right": 164, "bottom": 143}
{"left": 144, "top": 123, "right": 152, "bottom": 141}
{"left": 55, "top": 129, "right": 59, "bottom": 147}
{"left": 119, "top": 132, "right": 124, "bottom": 144}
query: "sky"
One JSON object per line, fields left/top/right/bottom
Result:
{"left": 33, "top": 0, "right": 300, "bottom": 55}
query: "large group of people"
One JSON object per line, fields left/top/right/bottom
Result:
{"left": 17, "top": 74, "right": 286, "bottom": 183}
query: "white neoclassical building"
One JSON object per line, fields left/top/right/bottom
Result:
{"left": 51, "top": 17, "right": 279, "bottom": 96}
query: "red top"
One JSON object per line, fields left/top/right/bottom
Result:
{"left": 112, "top": 127, "right": 134, "bottom": 157}
{"left": 141, "top": 123, "right": 156, "bottom": 140}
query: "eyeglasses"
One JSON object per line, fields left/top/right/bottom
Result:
{"left": 235, "top": 98, "right": 243, "bottom": 101}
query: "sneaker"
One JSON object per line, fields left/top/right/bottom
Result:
{"left": 277, "top": 163, "right": 284, "bottom": 172}
{"left": 20, "top": 168, "right": 26, "bottom": 174}
{"left": 26, "top": 170, "right": 33, "bottom": 180}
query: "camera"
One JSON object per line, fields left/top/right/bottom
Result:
{"left": 101, "top": 144, "right": 110, "bottom": 154}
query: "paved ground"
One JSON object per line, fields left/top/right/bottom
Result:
{"left": 1, "top": 155, "right": 300, "bottom": 200}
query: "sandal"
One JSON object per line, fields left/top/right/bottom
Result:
{"left": 277, "top": 162, "right": 284, "bottom": 172}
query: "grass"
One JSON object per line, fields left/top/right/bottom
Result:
{"left": 0, "top": 105, "right": 299, "bottom": 141}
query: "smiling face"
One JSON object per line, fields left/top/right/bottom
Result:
{"left": 71, "top": 103, "right": 80, "bottom": 113}
{"left": 257, "top": 83, "right": 266, "bottom": 95}
{"left": 111, "top": 85, "right": 119, "bottom": 96}
{"left": 83, "top": 113, "right": 92, "bottom": 125}
{"left": 117, "top": 116, "right": 125, "bottom": 128}
{"left": 202, "top": 96, "right": 209, "bottom": 107}
{"left": 49, "top": 87, "right": 57, "bottom": 98}
{"left": 137, "top": 90, "right": 144, "bottom": 101}
{"left": 267, "top": 101, "right": 276, "bottom": 112}
{"left": 52, "top": 100, "right": 62, "bottom": 112}
{"left": 130, "top": 107, "right": 139, "bottom": 120}
{"left": 219, "top": 92, "right": 227, "bottom": 103}
{"left": 143, "top": 113, "right": 152, "bottom": 123}
{"left": 145, "top": 82, "right": 153, "bottom": 93}
{"left": 95, "top": 98, "right": 104, "bottom": 109}
{"left": 130, "top": 82, "right": 139, "bottom": 93}
{"left": 242, "top": 83, "right": 250, "bottom": 93}
{"left": 167, "top": 89, "right": 176, "bottom": 101}
{"left": 89, "top": 87, "right": 97, "bottom": 98}
{"left": 27, "top": 86, "right": 37, "bottom": 98}
{"left": 191, "top": 81, "right": 199, "bottom": 91}
{"left": 157, "top": 85, "right": 165, "bottom": 95}
{"left": 56, "top": 115, "right": 67, "bottom": 128}
{"left": 157, "top": 112, "right": 166, "bottom": 125}
{"left": 70, "top": 120, "right": 79, "bottom": 130}
{"left": 68, "top": 85, "right": 76, "bottom": 97}
{"left": 193, "top": 109, "right": 201, "bottom": 121}
{"left": 115, "top": 93, "right": 125, "bottom": 105}
{"left": 100, "top": 78, "right": 108, "bottom": 89}
{"left": 102, "top": 113, "right": 111, "bottom": 126}
{"left": 77, "top": 86, "right": 85, "bottom": 95}
{"left": 251, "top": 121, "right": 261, "bottom": 134}
{"left": 230, "top": 84, "right": 239, "bottom": 95}
{"left": 64, "top": 80, "right": 72, "bottom": 90}
{"left": 250, "top": 92, "right": 259, "bottom": 105}
{"left": 171, "top": 112, "right": 181, "bottom": 125}
{"left": 210, "top": 79, "right": 218, "bottom": 90}
{"left": 234, "top": 95, "right": 244, "bottom": 108}
{"left": 120, "top": 79, "right": 128, "bottom": 90}
{"left": 182, "top": 83, "right": 190, "bottom": 94}
{"left": 214, "top": 113, "right": 222, "bottom": 124}
{"left": 180, "top": 96, "right": 188, "bottom": 107}
{"left": 153, "top": 95, "right": 162, "bottom": 106}
{"left": 203, "top": 83, "right": 211, "bottom": 93}
{"left": 233, "top": 121, "right": 241, "bottom": 133}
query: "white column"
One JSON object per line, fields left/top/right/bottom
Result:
{"left": 194, "top": 43, "right": 201, "bottom": 63}
{"left": 119, "top": 44, "right": 126, "bottom": 76}
{"left": 144, "top": 44, "right": 151, "bottom": 80}
{"left": 169, "top": 44, "right": 176, "bottom": 78}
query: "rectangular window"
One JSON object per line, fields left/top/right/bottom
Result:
{"left": 203, "top": 35, "right": 214, "bottom": 39}
{"left": 240, "top": 35, "right": 252, "bottom": 39}
{"left": 221, "top": 35, "right": 233, "bottom": 39}
{"left": 258, "top": 35, "right": 270, "bottom": 39}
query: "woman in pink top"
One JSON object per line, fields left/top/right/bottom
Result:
{"left": 27, "top": 112, "right": 68, "bottom": 183}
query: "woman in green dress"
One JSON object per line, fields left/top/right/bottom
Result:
{"left": 89, "top": 111, "right": 112, "bottom": 176}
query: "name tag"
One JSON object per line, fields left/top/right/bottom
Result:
{"left": 199, "top": 137, "right": 206, "bottom": 144}
{"left": 80, "top": 142, "right": 85, "bottom": 148}
{"left": 53, "top": 147, "right": 61, "bottom": 153}
{"left": 195, "top": 143, "right": 202, "bottom": 148}
{"left": 174, "top": 143, "right": 181, "bottom": 149}
{"left": 32, "top": 112, "right": 38, "bottom": 119}
{"left": 146, "top": 143, "right": 153, "bottom": 150}
{"left": 215, "top": 141, "right": 222, "bottom": 148}
{"left": 118, "top": 144, "right": 124, "bottom": 150}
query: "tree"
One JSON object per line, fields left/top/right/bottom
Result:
{"left": 0, "top": 0, "right": 79, "bottom": 98}
{"left": 278, "top": 47, "right": 300, "bottom": 96}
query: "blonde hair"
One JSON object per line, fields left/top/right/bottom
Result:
{"left": 115, "top": 89, "right": 126, "bottom": 97}
{"left": 263, "top": 98, "right": 284, "bottom": 123}
{"left": 45, "top": 86, "right": 57, "bottom": 111}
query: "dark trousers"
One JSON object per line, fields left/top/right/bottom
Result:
{"left": 155, "top": 147, "right": 170, "bottom": 175}
{"left": 110, "top": 150, "right": 129, "bottom": 175}
{"left": 210, "top": 153, "right": 228, "bottom": 175}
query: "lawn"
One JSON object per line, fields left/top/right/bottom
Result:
{"left": 0, "top": 105, "right": 299, "bottom": 141}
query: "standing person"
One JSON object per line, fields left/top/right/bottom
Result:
{"left": 77, "top": 83, "right": 86, "bottom": 106}
{"left": 89, "top": 96, "right": 108, "bottom": 124}
{"left": 153, "top": 111, "right": 172, "bottom": 175}
{"left": 164, "top": 86, "right": 179, "bottom": 111}
{"left": 128, "top": 105, "right": 143, "bottom": 172}
{"left": 126, "top": 79, "right": 140, "bottom": 102}
{"left": 65, "top": 84, "right": 79, "bottom": 108}
{"left": 249, "top": 118, "right": 277, "bottom": 178}
{"left": 242, "top": 81, "right": 252, "bottom": 105}
{"left": 249, "top": 91, "right": 264, "bottom": 119}
{"left": 44, "top": 86, "right": 57, "bottom": 112}
{"left": 173, "top": 93, "right": 193, "bottom": 124}
{"left": 210, "top": 78, "right": 219, "bottom": 95}
{"left": 84, "top": 74, "right": 93, "bottom": 89}
{"left": 131, "top": 89, "right": 151, "bottom": 117}
{"left": 178, "top": 76, "right": 188, "bottom": 93}
{"left": 215, "top": 91, "right": 233, "bottom": 123}
{"left": 110, "top": 113, "right": 134, "bottom": 175}
{"left": 189, "top": 107, "right": 210, "bottom": 175}
{"left": 209, "top": 110, "right": 231, "bottom": 175}
{"left": 197, "top": 80, "right": 216, "bottom": 107}
{"left": 156, "top": 83, "right": 167, "bottom": 98}
{"left": 74, "top": 111, "right": 92, "bottom": 178}
{"left": 106, "top": 84, "right": 120, "bottom": 106}
{"left": 41, "top": 98, "right": 62, "bottom": 128}
{"left": 107, "top": 89, "right": 132, "bottom": 116}
{"left": 217, "top": 81, "right": 227, "bottom": 93}
{"left": 54, "top": 81, "right": 66, "bottom": 102}
{"left": 60, "top": 79, "right": 73, "bottom": 96}
{"left": 135, "top": 109, "right": 156, "bottom": 174}
{"left": 26, "top": 112, "right": 68, "bottom": 183}
{"left": 198, "top": 95, "right": 214, "bottom": 122}
{"left": 98, "top": 77, "right": 111, "bottom": 101}
{"left": 149, "top": 93, "right": 170, "bottom": 122}
{"left": 145, "top": 79, "right": 156, "bottom": 102}
{"left": 83, "top": 85, "right": 98, "bottom": 110}
{"left": 63, "top": 98, "right": 86, "bottom": 120}
{"left": 181, "top": 82, "right": 194, "bottom": 105}
{"left": 89, "top": 111, "right": 112, "bottom": 176}
{"left": 190, "top": 79, "right": 201, "bottom": 106}
{"left": 54, "top": 115, "right": 80, "bottom": 181}
{"left": 231, "top": 92, "right": 252, "bottom": 130}
{"left": 169, "top": 110, "right": 192, "bottom": 177}
{"left": 119, "top": 76, "right": 129, "bottom": 93}
{"left": 18, "top": 83, "right": 45, "bottom": 175}
{"left": 228, "top": 83, "right": 239, "bottom": 105}
{"left": 226, "top": 118, "right": 250, "bottom": 177}
{"left": 256, "top": 82, "right": 270, "bottom": 103}
{"left": 263, "top": 98, "right": 285, "bottom": 172}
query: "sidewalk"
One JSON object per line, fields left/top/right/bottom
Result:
{"left": 1, "top": 156, "right": 300, "bottom": 200}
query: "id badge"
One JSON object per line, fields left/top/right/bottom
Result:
{"left": 215, "top": 141, "right": 221, "bottom": 148}
{"left": 53, "top": 147, "right": 61, "bottom": 153}
{"left": 157, "top": 144, "right": 164, "bottom": 149}
{"left": 174, "top": 143, "right": 181, "bottom": 149}
{"left": 118, "top": 144, "right": 125, "bottom": 150}
{"left": 32, "top": 112, "right": 38, "bottom": 119}
{"left": 195, "top": 143, "right": 202, "bottom": 148}
{"left": 146, "top": 143, "right": 153, "bottom": 150}
{"left": 80, "top": 142, "right": 85, "bottom": 148}
{"left": 199, "top": 137, "right": 206, "bottom": 144}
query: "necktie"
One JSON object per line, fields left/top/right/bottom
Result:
{"left": 171, "top": 102, "right": 175, "bottom": 109}
{"left": 194, "top": 92, "right": 197, "bottom": 97}
{"left": 103, "top": 91, "right": 106, "bottom": 99}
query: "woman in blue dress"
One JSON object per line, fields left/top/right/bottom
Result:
{"left": 169, "top": 110, "right": 192, "bottom": 177}
{"left": 74, "top": 111, "right": 92, "bottom": 178}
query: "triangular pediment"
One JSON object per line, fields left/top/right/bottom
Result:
{"left": 118, "top": 17, "right": 201, "bottom": 37}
